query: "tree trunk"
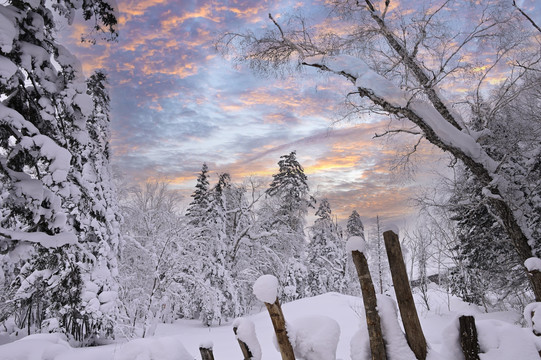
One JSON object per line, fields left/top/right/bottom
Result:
{"left": 351, "top": 250, "right": 387, "bottom": 360}
{"left": 264, "top": 298, "right": 295, "bottom": 360}
{"left": 233, "top": 326, "right": 254, "bottom": 360}
{"left": 199, "top": 346, "right": 215, "bottom": 360}
{"left": 459, "top": 315, "right": 480, "bottom": 360}
{"left": 384, "top": 230, "right": 427, "bottom": 360}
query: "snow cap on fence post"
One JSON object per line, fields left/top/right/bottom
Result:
{"left": 346, "top": 236, "right": 367, "bottom": 253}
{"left": 253, "top": 274, "right": 279, "bottom": 303}
{"left": 233, "top": 317, "right": 262, "bottom": 360}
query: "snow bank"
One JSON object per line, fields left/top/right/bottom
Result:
{"left": 0, "top": 333, "right": 71, "bottom": 360}
{"left": 110, "top": 336, "right": 193, "bottom": 360}
{"left": 1, "top": 334, "right": 194, "bottom": 360}
{"left": 477, "top": 319, "right": 540, "bottom": 359}
{"left": 346, "top": 236, "right": 367, "bottom": 253}
{"left": 233, "top": 318, "right": 262, "bottom": 360}
{"left": 253, "top": 274, "right": 278, "bottom": 303}
{"left": 287, "top": 315, "right": 340, "bottom": 360}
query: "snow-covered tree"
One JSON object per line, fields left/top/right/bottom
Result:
{"left": 180, "top": 171, "right": 259, "bottom": 325}
{"left": 117, "top": 181, "right": 184, "bottom": 337}
{"left": 347, "top": 210, "right": 365, "bottom": 238}
{"left": 219, "top": 0, "right": 541, "bottom": 300}
{"left": 185, "top": 163, "right": 210, "bottom": 225}
{"left": 259, "top": 151, "right": 315, "bottom": 301}
{"left": 0, "top": 0, "right": 119, "bottom": 342}
{"left": 306, "top": 199, "right": 347, "bottom": 296}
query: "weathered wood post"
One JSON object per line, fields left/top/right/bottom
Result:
{"left": 459, "top": 315, "right": 480, "bottom": 360}
{"left": 264, "top": 298, "right": 295, "bottom": 360}
{"left": 349, "top": 236, "right": 387, "bottom": 360}
{"left": 233, "top": 325, "right": 254, "bottom": 360}
{"left": 253, "top": 275, "right": 295, "bottom": 360}
{"left": 383, "top": 229, "right": 427, "bottom": 360}
{"left": 199, "top": 344, "right": 215, "bottom": 360}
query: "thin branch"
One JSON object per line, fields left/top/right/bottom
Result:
{"left": 373, "top": 128, "right": 421, "bottom": 138}
{"left": 513, "top": 0, "right": 541, "bottom": 34}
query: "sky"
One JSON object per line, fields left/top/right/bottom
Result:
{"left": 61, "top": 0, "right": 539, "bottom": 226}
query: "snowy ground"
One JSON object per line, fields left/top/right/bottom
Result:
{"left": 2, "top": 288, "right": 540, "bottom": 359}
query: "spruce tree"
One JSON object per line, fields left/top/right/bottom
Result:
{"left": 186, "top": 163, "right": 210, "bottom": 224}
{"left": 260, "top": 151, "right": 314, "bottom": 301}
{"left": 0, "top": 0, "right": 119, "bottom": 342}
{"left": 347, "top": 210, "right": 365, "bottom": 238}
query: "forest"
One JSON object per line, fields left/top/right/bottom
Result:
{"left": 1, "top": 0, "right": 541, "bottom": 359}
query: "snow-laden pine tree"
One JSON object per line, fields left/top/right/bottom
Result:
{"left": 0, "top": 0, "right": 120, "bottom": 342}
{"left": 256, "top": 151, "right": 315, "bottom": 301}
{"left": 347, "top": 211, "right": 364, "bottom": 237}
{"left": 192, "top": 173, "right": 242, "bottom": 326}
{"left": 186, "top": 163, "right": 210, "bottom": 225}
{"left": 180, "top": 170, "right": 257, "bottom": 325}
{"left": 306, "top": 199, "right": 347, "bottom": 296}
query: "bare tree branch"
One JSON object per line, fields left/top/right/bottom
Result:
{"left": 513, "top": 0, "right": 541, "bottom": 34}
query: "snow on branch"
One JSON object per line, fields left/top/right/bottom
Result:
{"left": 302, "top": 55, "right": 498, "bottom": 175}
{"left": 0, "top": 227, "right": 77, "bottom": 248}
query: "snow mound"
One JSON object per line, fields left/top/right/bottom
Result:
{"left": 113, "top": 336, "right": 194, "bottom": 360}
{"left": 477, "top": 319, "right": 540, "bottom": 359}
{"left": 350, "top": 296, "right": 416, "bottom": 360}
{"left": 346, "top": 236, "right": 367, "bottom": 253}
{"left": 0, "top": 333, "right": 71, "bottom": 360}
{"left": 288, "top": 315, "right": 340, "bottom": 360}
{"left": 253, "top": 274, "right": 279, "bottom": 303}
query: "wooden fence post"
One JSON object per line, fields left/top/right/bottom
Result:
{"left": 233, "top": 326, "right": 254, "bottom": 360}
{"left": 351, "top": 249, "right": 387, "bottom": 360}
{"left": 383, "top": 230, "right": 427, "bottom": 360}
{"left": 264, "top": 298, "right": 296, "bottom": 360}
{"left": 459, "top": 315, "right": 480, "bottom": 360}
{"left": 199, "top": 345, "right": 215, "bottom": 360}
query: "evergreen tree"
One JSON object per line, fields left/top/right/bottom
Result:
{"left": 448, "top": 168, "right": 525, "bottom": 306}
{"left": 347, "top": 210, "right": 365, "bottom": 238}
{"left": 181, "top": 171, "right": 254, "bottom": 325}
{"left": 260, "top": 151, "right": 315, "bottom": 301}
{"left": 0, "top": 0, "right": 119, "bottom": 342}
{"left": 306, "top": 199, "right": 347, "bottom": 296}
{"left": 185, "top": 163, "right": 210, "bottom": 224}
{"left": 266, "top": 151, "right": 315, "bottom": 234}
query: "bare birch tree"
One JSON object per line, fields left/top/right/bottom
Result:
{"left": 218, "top": 0, "right": 541, "bottom": 300}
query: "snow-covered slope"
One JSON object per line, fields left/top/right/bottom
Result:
{"left": 1, "top": 290, "right": 539, "bottom": 359}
